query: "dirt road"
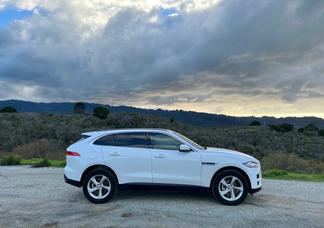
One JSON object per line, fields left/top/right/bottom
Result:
{"left": 0, "top": 166, "right": 323, "bottom": 228}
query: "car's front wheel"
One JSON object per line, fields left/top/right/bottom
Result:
{"left": 83, "top": 168, "right": 117, "bottom": 204}
{"left": 211, "top": 169, "right": 248, "bottom": 205}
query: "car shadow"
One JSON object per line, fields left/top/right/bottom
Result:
{"left": 116, "top": 185, "right": 213, "bottom": 202}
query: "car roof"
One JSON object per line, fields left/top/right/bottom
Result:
{"left": 82, "top": 128, "right": 174, "bottom": 137}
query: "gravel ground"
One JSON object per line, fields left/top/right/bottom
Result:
{"left": 0, "top": 166, "right": 323, "bottom": 228}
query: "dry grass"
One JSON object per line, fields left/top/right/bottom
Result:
{"left": 12, "top": 139, "right": 64, "bottom": 160}
{"left": 262, "top": 153, "right": 324, "bottom": 174}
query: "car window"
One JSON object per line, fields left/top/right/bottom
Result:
{"left": 114, "top": 133, "right": 149, "bottom": 148}
{"left": 148, "top": 133, "right": 182, "bottom": 150}
{"left": 93, "top": 134, "right": 115, "bottom": 146}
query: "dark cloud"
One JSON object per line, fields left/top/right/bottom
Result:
{"left": 0, "top": 0, "right": 324, "bottom": 114}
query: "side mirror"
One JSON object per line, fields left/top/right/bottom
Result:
{"left": 179, "top": 144, "right": 191, "bottom": 152}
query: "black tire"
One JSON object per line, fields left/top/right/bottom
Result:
{"left": 211, "top": 169, "right": 249, "bottom": 206}
{"left": 82, "top": 168, "right": 118, "bottom": 204}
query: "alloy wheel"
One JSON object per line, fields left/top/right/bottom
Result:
{"left": 218, "top": 175, "right": 244, "bottom": 201}
{"left": 87, "top": 174, "right": 111, "bottom": 199}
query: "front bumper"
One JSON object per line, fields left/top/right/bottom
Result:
{"left": 245, "top": 165, "right": 262, "bottom": 191}
{"left": 250, "top": 187, "right": 262, "bottom": 194}
{"left": 64, "top": 175, "right": 82, "bottom": 187}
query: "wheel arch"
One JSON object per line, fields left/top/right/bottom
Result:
{"left": 80, "top": 164, "right": 119, "bottom": 186}
{"left": 210, "top": 166, "right": 251, "bottom": 191}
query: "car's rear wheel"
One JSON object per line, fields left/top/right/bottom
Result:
{"left": 83, "top": 168, "right": 117, "bottom": 204}
{"left": 211, "top": 169, "right": 248, "bottom": 205}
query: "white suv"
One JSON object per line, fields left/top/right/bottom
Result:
{"left": 64, "top": 129, "right": 262, "bottom": 205}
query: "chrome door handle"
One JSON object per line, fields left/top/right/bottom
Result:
{"left": 109, "top": 153, "right": 120, "bottom": 156}
{"left": 154, "top": 155, "right": 166, "bottom": 159}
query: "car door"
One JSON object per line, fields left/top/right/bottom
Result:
{"left": 148, "top": 133, "right": 202, "bottom": 186}
{"left": 96, "top": 133, "right": 152, "bottom": 184}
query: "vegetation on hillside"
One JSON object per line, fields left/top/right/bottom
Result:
{"left": 0, "top": 112, "right": 324, "bottom": 175}
{"left": 2, "top": 99, "right": 324, "bottom": 128}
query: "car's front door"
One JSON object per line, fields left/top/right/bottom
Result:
{"left": 97, "top": 133, "right": 152, "bottom": 184}
{"left": 148, "top": 133, "right": 201, "bottom": 186}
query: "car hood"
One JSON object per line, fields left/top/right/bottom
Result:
{"left": 203, "top": 147, "right": 257, "bottom": 161}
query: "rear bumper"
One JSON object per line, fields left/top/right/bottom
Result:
{"left": 64, "top": 175, "right": 82, "bottom": 187}
{"left": 250, "top": 187, "right": 262, "bottom": 194}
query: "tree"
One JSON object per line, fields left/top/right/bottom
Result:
{"left": 318, "top": 130, "right": 324, "bottom": 137}
{"left": 74, "top": 102, "right": 85, "bottom": 114}
{"left": 304, "top": 124, "right": 319, "bottom": 132}
{"left": 0, "top": 106, "right": 17, "bottom": 113}
{"left": 269, "top": 123, "right": 294, "bottom": 133}
{"left": 304, "top": 124, "right": 319, "bottom": 136}
{"left": 93, "top": 106, "right": 109, "bottom": 119}
{"left": 249, "top": 120, "right": 261, "bottom": 126}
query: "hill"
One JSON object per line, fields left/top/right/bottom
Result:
{"left": 1, "top": 99, "right": 324, "bottom": 128}
{"left": 1, "top": 112, "right": 324, "bottom": 161}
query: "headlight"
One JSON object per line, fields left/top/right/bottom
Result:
{"left": 243, "top": 161, "right": 259, "bottom": 168}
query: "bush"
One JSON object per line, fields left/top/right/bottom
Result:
{"left": 263, "top": 169, "right": 288, "bottom": 177}
{"left": 262, "top": 153, "right": 324, "bottom": 173}
{"left": 0, "top": 106, "right": 17, "bottom": 113}
{"left": 319, "top": 130, "right": 324, "bottom": 137}
{"left": 74, "top": 102, "right": 85, "bottom": 114}
{"left": 13, "top": 139, "right": 64, "bottom": 160}
{"left": 93, "top": 106, "right": 109, "bottom": 119}
{"left": 249, "top": 120, "right": 261, "bottom": 126}
{"left": 304, "top": 124, "right": 319, "bottom": 132}
{"left": 0, "top": 155, "right": 21, "bottom": 165}
{"left": 32, "top": 158, "right": 50, "bottom": 168}
{"left": 269, "top": 123, "right": 294, "bottom": 133}
{"left": 301, "top": 124, "right": 320, "bottom": 136}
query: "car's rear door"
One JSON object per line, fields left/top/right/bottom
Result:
{"left": 148, "top": 133, "right": 201, "bottom": 186}
{"left": 95, "top": 133, "right": 152, "bottom": 184}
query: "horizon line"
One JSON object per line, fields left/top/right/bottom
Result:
{"left": 1, "top": 99, "right": 324, "bottom": 120}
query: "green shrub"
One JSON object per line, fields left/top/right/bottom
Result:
{"left": 262, "top": 153, "right": 324, "bottom": 173}
{"left": 318, "top": 129, "right": 324, "bottom": 137}
{"left": 93, "top": 106, "right": 109, "bottom": 119}
{"left": 301, "top": 124, "right": 320, "bottom": 136}
{"left": 0, "top": 106, "right": 17, "bottom": 113}
{"left": 263, "top": 169, "right": 288, "bottom": 177}
{"left": 249, "top": 120, "right": 261, "bottom": 126}
{"left": 74, "top": 102, "right": 86, "bottom": 114}
{"left": 0, "top": 155, "right": 21, "bottom": 165}
{"left": 32, "top": 158, "right": 51, "bottom": 168}
{"left": 269, "top": 123, "right": 294, "bottom": 133}
{"left": 304, "top": 124, "right": 319, "bottom": 132}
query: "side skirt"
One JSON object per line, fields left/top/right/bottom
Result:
{"left": 118, "top": 183, "right": 210, "bottom": 192}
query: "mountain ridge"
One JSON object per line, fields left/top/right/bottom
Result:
{"left": 1, "top": 99, "right": 324, "bottom": 128}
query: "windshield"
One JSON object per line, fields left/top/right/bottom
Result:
{"left": 173, "top": 132, "right": 205, "bottom": 150}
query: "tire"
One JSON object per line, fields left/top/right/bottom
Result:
{"left": 82, "top": 168, "right": 118, "bottom": 204}
{"left": 211, "top": 169, "right": 249, "bottom": 206}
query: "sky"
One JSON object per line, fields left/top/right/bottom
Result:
{"left": 0, "top": 0, "right": 324, "bottom": 118}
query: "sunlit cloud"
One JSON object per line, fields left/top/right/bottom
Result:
{"left": 0, "top": 0, "right": 324, "bottom": 117}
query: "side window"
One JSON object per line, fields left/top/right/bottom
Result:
{"left": 114, "top": 133, "right": 149, "bottom": 148}
{"left": 148, "top": 133, "right": 182, "bottom": 150}
{"left": 93, "top": 134, "right": 115, "bottom": 146}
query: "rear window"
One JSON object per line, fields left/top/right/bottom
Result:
{"left": 93, "top": 133, "right": 150, "bottom": 148}
{"left": 76, "top": 135, "right": 91, "bottom": 142}
{"left": 114, "top": 133, "right": 149, "bottom": 148}
{"left": 93, "top": 135, "right": 115, "bottom": 146}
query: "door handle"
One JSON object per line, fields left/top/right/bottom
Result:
{"left": 109, "top": 152, "right": 120, "bottom": 156}
{"left": 154, "top": 154, "right": 166, "bottom": 159}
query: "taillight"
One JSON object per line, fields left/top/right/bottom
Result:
{"left": 65, "top": 151, "right": 80, "bottom": 156}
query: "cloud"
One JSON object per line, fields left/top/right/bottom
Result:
{"left": 0, "top": 0, "right": 324, "bottom": 117}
